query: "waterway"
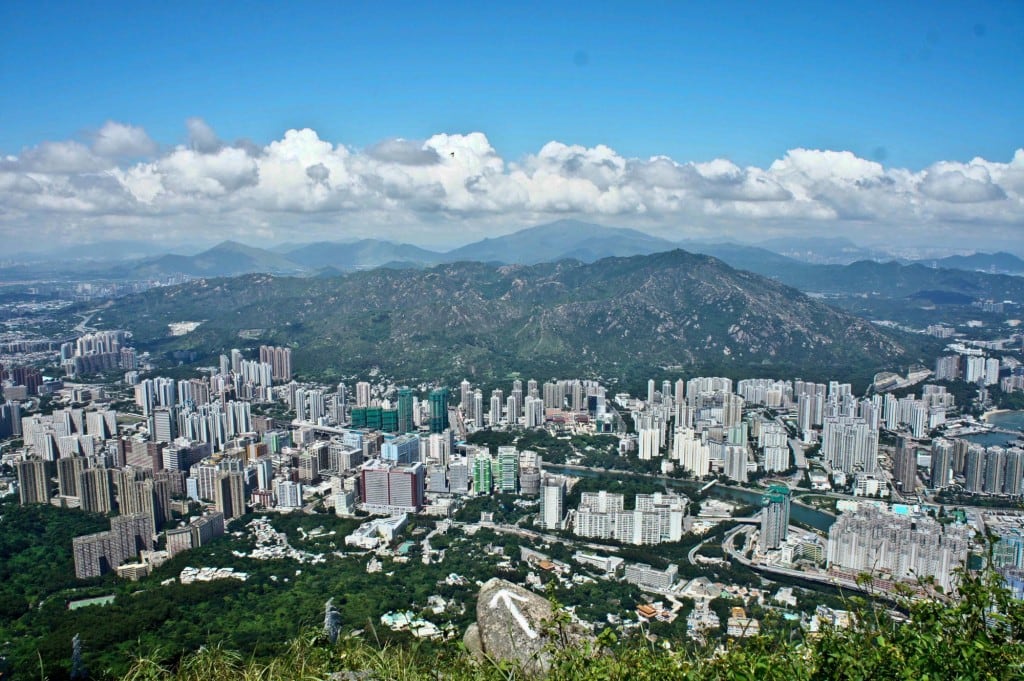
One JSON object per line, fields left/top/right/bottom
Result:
{"left": 543, "top": 465, "right": 836, "bottom": 532}
{"left": 987, "top": 410, "right": 1024, "bottom": 432}
{"left": 963, "top": 410, "right": 1024, "bottom": 448}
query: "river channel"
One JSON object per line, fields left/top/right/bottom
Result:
{"left": 543, "top": 464, "right": 836, "bottom": 531}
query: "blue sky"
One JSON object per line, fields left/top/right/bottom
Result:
{"left": 0, "top": 1, "right": 1022, "bottom": 252}
{"left": 3, "top": 1, "right": 1020, "bottom": 168}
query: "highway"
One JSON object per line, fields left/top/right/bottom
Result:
{"left": 720, "top": 524, "right": 908, "bottom": 602}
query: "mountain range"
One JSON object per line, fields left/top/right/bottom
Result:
{"left": 3, "top": 220, "right": 1022, "bottom": 306}
{"left": 754, "top": 236, "right": 894, "bottom": 265}
{"left": 98, "top": 248, "right": 932, "bottom": 387}
{"left": 129, "top": 221, "right": 1024, "bottom": 300}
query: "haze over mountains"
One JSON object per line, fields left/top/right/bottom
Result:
{"left": 5, "top": 220, "right": 1024, "bottom": 281}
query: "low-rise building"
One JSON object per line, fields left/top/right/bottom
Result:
{"left": 344, "top": 514, "right": 409, "bottom": 550}
{"left": 623, "top": 562, "right": 678, "bottom": 591}
{"left": 726, "top": 607, "right": 760, "bottom": 637}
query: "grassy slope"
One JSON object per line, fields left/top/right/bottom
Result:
{"left": 120, "top": 563, "right": 1024, "bottom": 681}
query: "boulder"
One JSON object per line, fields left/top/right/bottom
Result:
{"left": 467, "top": 578, "right": 584, "bottom": 676}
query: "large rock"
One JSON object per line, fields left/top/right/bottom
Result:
{"left": 467, "top": 578, "right": 585, "bottom": 676}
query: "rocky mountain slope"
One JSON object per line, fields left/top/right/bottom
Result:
{"left": 98, "top": 249, "right": 926, "bottom": 384}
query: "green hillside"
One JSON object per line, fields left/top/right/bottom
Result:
{"left": 94, "top": 250, "right": 934, "bottom": 387}
{"left": 119, "top": 565, "right": 1024, "bottom": 681}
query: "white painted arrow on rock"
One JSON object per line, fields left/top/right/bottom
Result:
{"left": 489, "top": 589, "right": 539, "bottom": 639}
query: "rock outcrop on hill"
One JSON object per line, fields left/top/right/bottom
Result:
{"left": 464, "top": 578, "right": 590, "bottom": 676}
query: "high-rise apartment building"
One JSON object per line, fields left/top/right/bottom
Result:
{"left": 964, "top": 445, "right": 987, "bottom": 492}
{"left": 274, "top": 480, "right": 303, "bottom": 508}
{"left": 931, "top": 438, "right": 953, "bottom": 489}
{"left": 1004, "top": 449, "right": 1024, "bottom": 497}
{"left": 472, "top": 454, "right": 493, "bottom": 495}
{"left": 826, "top": 506, "right": 970, "bottom": 593}
{"left": 965, "top": 356, "right": 987, "bottom": 384}
{"left": 574, "top": 492, "right": 686, "bottom": 545}
{"left": 985, "top": 357, "right": 1001, "bottom": 386}
{"left": 355, "top": 381, "right": 372, "bottom": 408}
{"left": 15, "top": 460, "right": 51, "bottom": 504}
{"left": 760, "top": 485, "right": 791, "bottom": 551}
{"left": 934, "top": 355, "right": 960, "bottom": 381}
{"left": 496, "top": 446, "right": 519, "bottom": 493}
{"left": 673, "top": 428, "right": 710, "bottom": 477}
{"left": 638, "top": 427, "right": 660, "bottom": 460}
{"left": 73, "top": 514, "right": 154, "bottom": 579}
{"left": 117, "top": 476, "right": 172, "bottom": 530}
{"left": 822, "top": 416, "right": 878, "bottom": 474}
{"left": 397, "top": 388, "right": 415, "bottom": 434}
{"left": 429, "top": 388, "right": 449, "bottom": 433}
{"left": 893, "top": 437, "right": 917, "bottom": 493}
{"left": 538, "top": 475, "right": 566, "bottom": 531}
{"left": 488, "top": 389, "right": 503, "bottom": 426}
{"left": 79, "top": 467, "right": 116, "bottom": 514}
{"left": 57, "top": 456, "right": 86, "bottom": 498}
{"left": 215, "top": 471, "right": 247, "bottom": 520}
{"left": 723, "top": 444, "right": 748, "bottom": 483}
{"left": 259, "top": 345, "right": 292, "bottom": 382}
{"left": 524, "top": 396, "right": 544, "bottom": 428}
{"left": 471, "top": 390, "right": 484, "bottom": 428}
{"left": 152, "top": 407, "right": 177, "bottom": 443}
{"left": 0, "top": 400, "right": 22, "bottom": 438}
{"left": 984, "top": 447, "right": 1007, "bottom": 495}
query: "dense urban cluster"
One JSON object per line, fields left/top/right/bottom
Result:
{"left": 1, "top": 328, "right": 1023, "bottom": 599}
{"left": 1, "top": 297, "right": 1023, "bottom": 679}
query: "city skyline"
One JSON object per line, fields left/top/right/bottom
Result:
{"left": 3, "top": 280, "right": 1024, "bottom": 675}
{"left": 1, "top": 2, "right": 1022, "bottom": 253}
{"left": 2, "top": 3, "right": 1024, "bottom": 671}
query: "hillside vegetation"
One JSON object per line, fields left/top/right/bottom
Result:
{"left": 96, "top": 250, "right": 932, "bottom": 386}
{"left": 119, "top": 564, "right": 1024, "bottom": 681}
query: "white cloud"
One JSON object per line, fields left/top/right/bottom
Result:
{"left": 185, "top": 118, "right": 222, "bottom": 153}
{"left": 1, "top": 119, "right": 1022, "bottom": 252}
{"left": 2, "top": 140, "right": 108, "bottom": 173}
{"left": 919, "top": 163, "right": 1007, "bottom": 203}
{"left": 92, "top": 121, "right": 157, "bottom": 158}
{"left": 159, "top": 146, "right": 259, "bottom": 197}
{"left": 366, "top": 138, "right": 441, "bottom": 166}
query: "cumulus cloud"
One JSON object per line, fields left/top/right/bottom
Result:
{"left": 919, "top": 164, "right": 1006, "bottom": 203}
{"left": 2, "top": 140, "right": 109, "bottom": 173}
{"left": 186, "top": 117, "right": 222, "bottom": 153}
{"left": 92, "top": 121, "right": 157, "bottom": 158}
{"left": 1, "top": 118, "right": 1022, "bottom": 251}
{"left": 366, "top": 138, "right": 442, "bottom": 166}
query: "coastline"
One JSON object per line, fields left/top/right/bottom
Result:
{"left": 981, "top": 409, "right": 1013, "bottom": 423}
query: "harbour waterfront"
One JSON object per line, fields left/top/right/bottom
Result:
{"left": 984, "top": 410, "right": 1024, "bottom": 432}
{"left": 965, "top": 410, "right": 1024, "bottom": 448}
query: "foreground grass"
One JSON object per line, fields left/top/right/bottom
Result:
{"left": 118, "top": 566, "right": 1024, "bottom": 681}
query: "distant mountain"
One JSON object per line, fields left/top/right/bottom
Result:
{"left": 918, "top": 252, "right": 1024, "bottom": 276}
{"left": 761, "top": 259, "right": 1024, "bottom": 301}
{"left": 8, "top": 239, "right": 192, "bottom": 263}
{"left": 442, "top": 219, "right": 679, "bottom": 264}
{"left": 679, "top": 241, "right": 804, "bottom": 274}
{"left": 284, "top": 239, "right": 443, "bottom": 270}
{"left": 6, "top": 220, "right": 1022, "bottom": 307}
{"left": 131, "top": 241, "right": 306, "bottom": 278}
{"left": 755, "top": 236, "right": 892, "bottom": 265}
{"left": 98, "top": 249, "right": 925, "bottom": 386}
